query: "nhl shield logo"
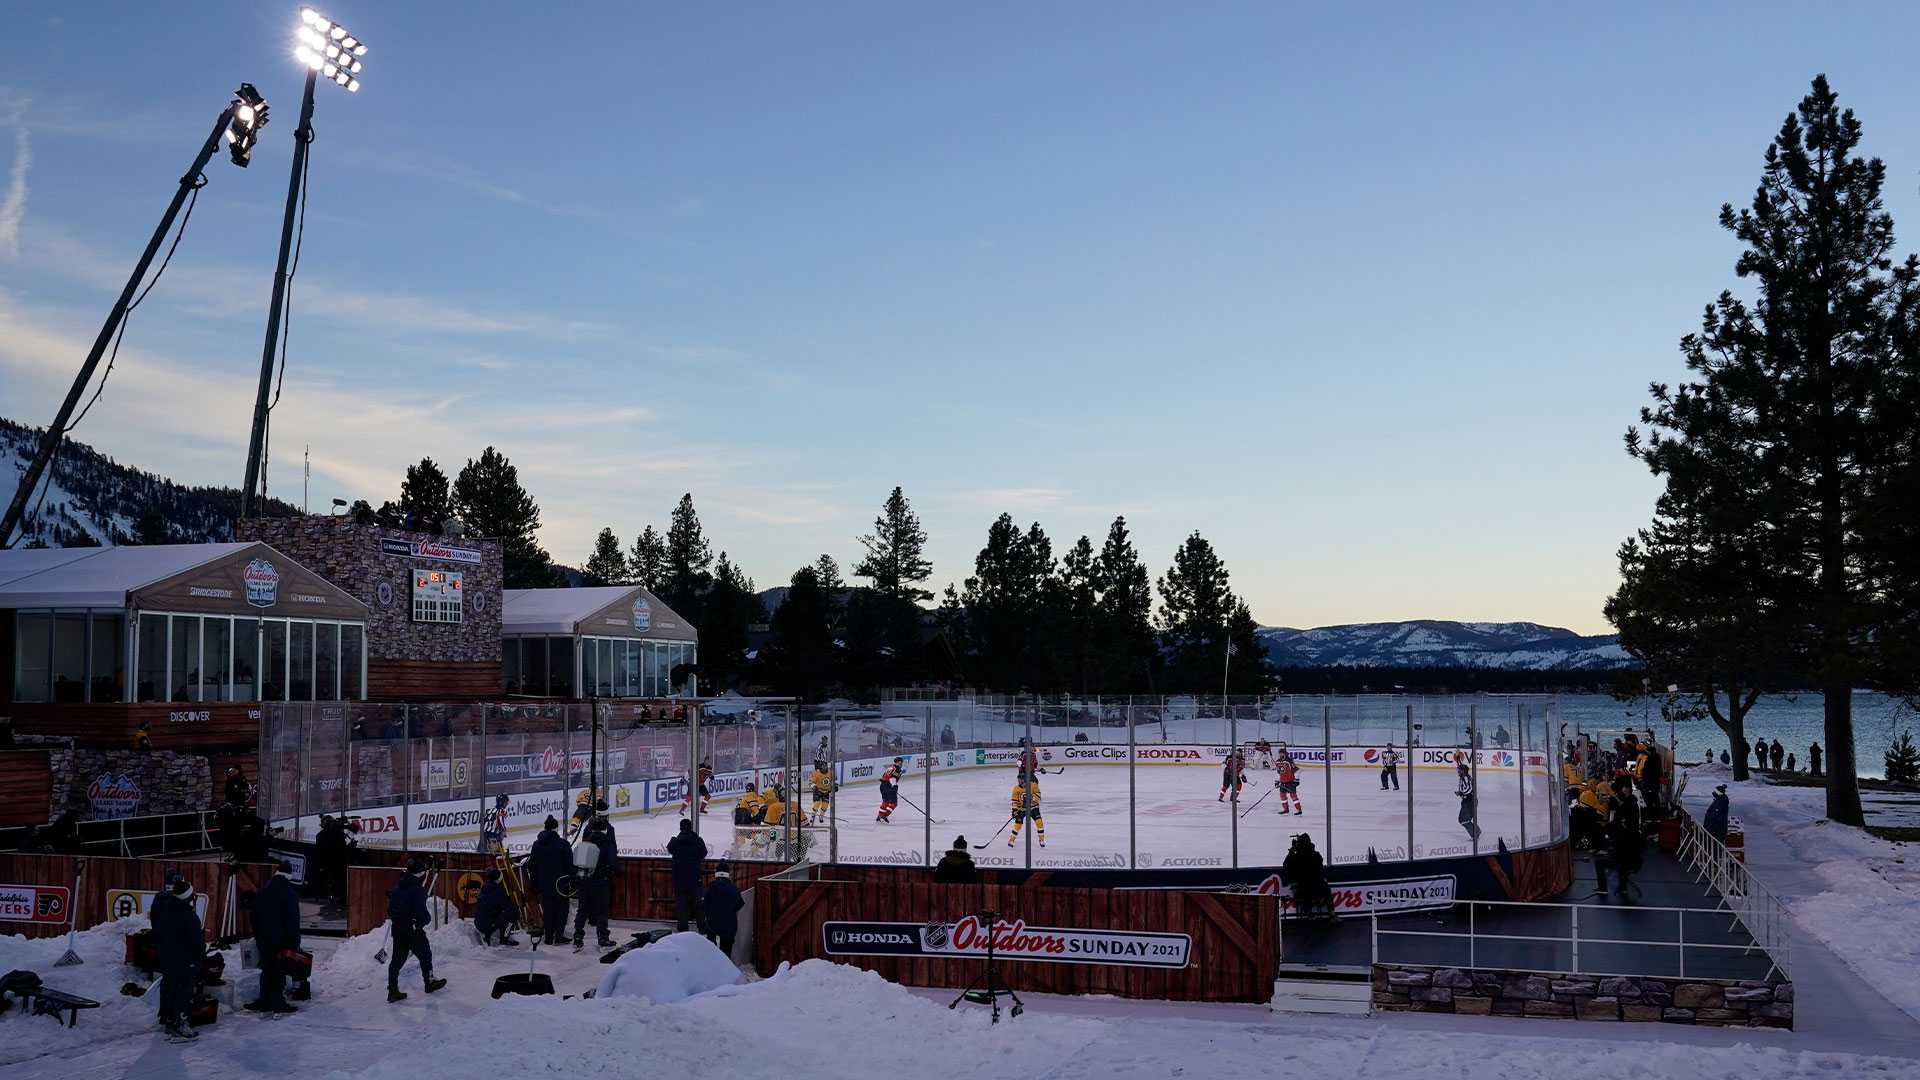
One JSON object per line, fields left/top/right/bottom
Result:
{"left": 920, "top": 921, "right": 952, "bottom": 951}
{"left": 243, "top": 558, "right": 281, "bottom": 608}
{"left": 632, "top": 597, "right": 652, "bottom": 632}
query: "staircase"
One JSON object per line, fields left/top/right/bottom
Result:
{"left": 1268, "top": 974, "right": 1373, "bottom": 1016}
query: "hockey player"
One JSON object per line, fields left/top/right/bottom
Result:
{"left": 681, "top": 760, "right": 715, "bottom": 816}
{"left": 809, "top": 760, "right": 837, "bottom": 823}
{"left": 1274, "top": 750, "right": 1303, "bottom": 815}
{"left": 1007, "top": 772, "right": 1045, "bottom": 848}
{"left": 1218, "top": 749, "right": 1246, "bottom": 802}
{"left": 1251, "top": 739, "right": 1275, "bottom": 770}
{"left": 876, "top": 757, "right": 904, "bottom": 823}
{"left": 478, "top": 793, "right": 509, "bottom": 854}
{"left": 735, "top": 782, "right": 767, "bottom": 825}
{"left": 1379, "top": 743, "right": 1401, "bottom": 791}
{"left": 1017, "top": 737, "right": 1040, "bottom": 779}
{"left": 1455, "top": 756, "right": 1481, "bottom": 842}
{"left": 761, "top": 782, "right": 789, "bottom": 827}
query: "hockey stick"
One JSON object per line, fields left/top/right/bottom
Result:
{"left": 896, "top": 792, "right": 941, "bottom": 824}
{"left": 1239, "top": 787, "right": 1274, "bottom": 818}
{"left": 972, "top": 816, "right": 1016, "bottom": 848}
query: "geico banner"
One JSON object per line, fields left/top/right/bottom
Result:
{"left": 823, "top": 915, "right": 1190, "bottom": 969}
{"left": 1246, "top": 874, "right": 1457, "bottom": 914}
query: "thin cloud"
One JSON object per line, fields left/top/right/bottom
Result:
{"left": 0, "top": 113, "right": 28, "bottom": 255}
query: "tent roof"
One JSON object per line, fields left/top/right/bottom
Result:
{"left": 501, "top": 585, "right": 696, "bottom": 640}
{"left": 0, "top": 543, "right": 255, "bottom": 608}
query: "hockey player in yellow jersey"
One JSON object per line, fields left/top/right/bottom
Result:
{"left": 735, "top": 783, "right": 767, "bottom": 825}
{"left": 1007, "top": 772, "right": 1045, "bottom": 848}
{"left": 809, "top": 762, "right": 837, "bottom": 823}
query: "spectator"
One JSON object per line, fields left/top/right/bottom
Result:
{"left": 1703, "top": 784, "right": 1730, "bottom": 846}
{"left": 386, "top": 856, "right": 446, "bottom": 1002}
{"left": 1636, "top": 739, "right": 1664, "bottom": 818}
{"left": 151, "top": 872, "right": 204, "bottom": 1039}
{"left": 473, "top": 868, "right": 518, "bottom": 946}
{"left": 1809, "top": 742, "right": 1823, "bottom": 776}
{"left": 572, "top": 814, "right": 617, "bottom": 949}
{"left": 1280, "top": 834, "right": 1333, "bottom": 921}
{"left": 667, "top": 818, "right": 708, "bottom": 934}
{"left": 1786, "top": 752, "right": 1796, "bottom": 773}
{"left": 940, "top": 724, "right": 957, "bottom": 749}
{"left": 528, "top": 815, "right": 572, "bottom": 947}
{"left": 1601, "top": 800, "right": 1643, "bottom": 896}
{"left": 247, "top": 860, "right": 302, "bottom": 1013}
{"left": 934, "top": 837, "right": 978, "bottom": 883}
{"left": 224, "top": 766, "right": 252, "bottom": 808}
{"left": 315, "top": 815, "right": 349, "bottom": 909}
{"left": 1769, "top": 740, "right": 1784, "bottom": 772}
{"left": 1753, "top": 737, "right": 1768, "bottom": 772}
{"left": 700, "top": 863, "right": 743, "bottom": 958}
{"left": 1720, "top": 749, "right": 1730, "bottom": 766}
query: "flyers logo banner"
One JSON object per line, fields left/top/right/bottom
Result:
{"left": 823, "top": 916, "right": 1190, "bottom": 969}
{"left": 0, "top": 884, "right": 70, "bottom": 923}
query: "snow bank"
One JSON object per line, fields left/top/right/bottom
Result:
{"left": 592, "top": 931, "right": 742, "bottom": 1003}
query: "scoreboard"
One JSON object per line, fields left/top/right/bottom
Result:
{"left": 412, "top": 569, "right": 464, "bottom": 624}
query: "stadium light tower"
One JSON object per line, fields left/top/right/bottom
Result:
{"left": 0, "top": 88, "right": 268, "bottom": 548}
{"left": 240, "top": 8, "right": 367, "bottom": 519}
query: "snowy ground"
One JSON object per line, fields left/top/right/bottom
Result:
{"left": 1679, "top": 765, "right": 1920, "bottom": 1027}
{"left": 526, "top": 760, "right": 1558, "bottom": 871}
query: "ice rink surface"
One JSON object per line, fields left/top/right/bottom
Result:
{"left": 526, "top": 757, "right": 1558, "bottom": 871}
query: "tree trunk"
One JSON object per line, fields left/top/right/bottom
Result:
{"left": 1824, "top": 683, "right": 1863, "bottom": 824}
{"left": 1708, "top": 684, "right": 1750, "bottom": 782}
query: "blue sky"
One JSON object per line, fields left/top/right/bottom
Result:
{"left": 4, "top": 2, "right": 1919, "bottom": 635}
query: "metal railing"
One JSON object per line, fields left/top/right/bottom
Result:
{"left": 1671, "top": 803, "right": 1793, "bottom": 979}
{"left": 2, "top": 809, "right": 222, "bottom": 858}
{"left": 1369, "top": 898, "right": 1784, "bottom": 981}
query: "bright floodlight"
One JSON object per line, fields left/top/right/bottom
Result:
{"left": 294, "top": 9, "right": 367, "bottom": 92}
{"left": 225, "top": 83, "right": 270, "bottom": 168}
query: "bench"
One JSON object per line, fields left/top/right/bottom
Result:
{"left": 26, "top": 989, "right": 102, "bottom": 1029}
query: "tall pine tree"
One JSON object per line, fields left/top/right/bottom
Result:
{"left": 582, "top": 527, "right": 630, "bottom": 586}
{"left": 628, "top": 526, "right": 667, "bottom": 592}
{"left": 1094, "top": 516, "right": 1158, "bottom": 692}
{"left": 699, "top": 553, "right": 761, "bottom": 691}
{"left": 854, "top": 487, "right": 933, "bottom": 601}
{"left": 663, "top": 494, "right": 712, "bottom": 624}
{"left": 763, "top": 564, "right": 836, "bottom": 701}
{"left": 451, "top": 447, "right": 558, "bottom": 588}
{"left": 1157, "top": 532, "right": 1240, "bottom": 692}
{"left": 1624, "top": 76, "right": 1920, "bottom": 824}
{"left": 397, "top": 457, "right": 453, "bottom": 531}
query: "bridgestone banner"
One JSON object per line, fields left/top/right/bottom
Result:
{"left": 823, "top": 915, "right": 1191, "bottom": 969}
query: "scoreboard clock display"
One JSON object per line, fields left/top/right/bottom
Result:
{"left": 412, "top": 569, "right": 464, "bottom": 624}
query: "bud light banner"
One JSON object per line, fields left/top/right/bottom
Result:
{"left": 823, "top": 916, "right": 1190, "bottom": 969}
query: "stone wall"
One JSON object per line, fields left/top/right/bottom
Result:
{"left": 1372, "top": 964, "right": 1792, "bottom": 1028}
{"left": 240, "top": 518, "right": 503, "bottom": 665}
{"left": 49, "top": 747, "right": 213, "bottom": 820}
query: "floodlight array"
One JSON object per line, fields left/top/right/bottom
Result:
{"left": 295, "top": 8, "right": 365, "bottom": 92}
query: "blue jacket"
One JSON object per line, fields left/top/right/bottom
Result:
{"left": 388, "top": 872, "right": 430, "bottom": 927}
{"left": 253, "top": 873, "right": 302, "bottom": 950}
{"left": 667, "top": 830, "right": 707, "bottom": 892}
{"left": 529, "top": 828, "right": 573, "bottom": 894}
{"left": 1703, "top": 793, "right": 1730, "bottom": 839}
{"left": 149, "top": 888, "right": 203, "bottom": 975}
{"left": 473, "top": 880, "right": 511, "bottom": 935}
{"left": 701, "top": 875, "right": 742, "bottom": 937}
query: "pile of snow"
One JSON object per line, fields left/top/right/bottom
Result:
{"left": 593, "top": 932, "right": 742, "bottom": 1003}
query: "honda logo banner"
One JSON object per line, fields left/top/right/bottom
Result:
{"left": 823, "top": 916, "right": 1190, "bottom": 969}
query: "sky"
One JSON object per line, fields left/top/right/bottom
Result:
{"left": 4, "top": 2, "right": 1920, "bottom": 636}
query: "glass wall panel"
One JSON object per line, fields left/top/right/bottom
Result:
{"left": 51, "top": 613, "right": 86, "bottom": 703}
{"left": 502, "top": 636, "right": 520, "bottom": 693}
{"left": 341, "top": 625, "right": 364, "bottom": 700}
{"left": 90, "top": 613, "right": 125, "bottom": 703}
{"left": 14, "top": 613, "right": 51, "bottom": 703}
{"left": 233, "top": 618, "right": 260, "bottom": 701}
{"left": 290, "top": 621, "right": 314, "bottom": 701}
{"left": 169, "top": 615, "right": 199, "bottom": 702}
{"left": 136, "top": 613, "right": 168, "bottom": 702}
{"left": 523, "top": 637, "right": 548, "bottom": 696}
{"left": 596, "top": 638, "right": 614, "bottom": 696}
{"left": 549, "top": 637, "right": 574, "bottom": 696}
{"left": 620, "top": 640, "right": 638, "bottom": 697}
{"left": 203, "top": 617, "right": 232, "bottom": 702}
{"left": 581, "top": 638, "right": 599, "bottom": 699}
{"left": 263, "top": 620, "right": 288, "bottom": 701}
{"left": 316, "top": 623, "right": 339, "bottom": 700}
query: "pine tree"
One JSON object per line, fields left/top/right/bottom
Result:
{"left": 854, "top": 487, "right": 933, "bottom": 602}
{"left": 1157, "top": 532, "right": 1240, "bottom": 691}
{"left": 1886, "top": 731, "right": 1920, "bottom": 786}
{"left": 397, "top": 457, "right": 453, "bottom": 531}
{"left": 814, "top": 554, "right": 845, "bottom": 594}
{"left": 347, "top": 499, "right": 377, "bottom": 525}
{"left": 764, "top": 565, "right": 836, "bottom": 701}
{"left": 628, "top": 526, "right": 667, "bottom": 592}
{"left": 663, "top": 494, "right": 712, "bottom": 624}
{"left": 1094, "top": 516, "right": 1158, "bottom": 692}
{"left": 1225, "top": 601, "right": 1270, "bottom": 694}
{"left": 959, "top": 515, "right": 1055, "bottom": 690}
{"left": 452, "top": 446, "right": 559, "bottom": 588}
{"left": 131, "top": 507, "right": 172, "bottom": 545}
{"left": 583, "top": 527, "right": 630, "bottom": 586}
{"left": 699, "top": 553, "right": 760, "bottom": 691}
{"left": 1057, "top": 536, "right": 1100, "bottom": 694}
{"left": 1625, "top": 76, "right": 1920, "bottom": 824}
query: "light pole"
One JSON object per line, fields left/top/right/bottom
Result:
{"left": 240, "top": 8, "right": 366, "bottom": 519}
{"left": 0, "top": 88, "right": 268, "bottom": 548}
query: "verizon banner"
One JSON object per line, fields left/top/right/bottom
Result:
{"left": 823, "top": 915, "right": 1190, "bottom": 969}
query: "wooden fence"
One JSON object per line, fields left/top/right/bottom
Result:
{"left": 0, "top": 853, "right": 274, "bottom": 942}
{"left": 754, "top": 874, "right": 1279, "bottom": 1003}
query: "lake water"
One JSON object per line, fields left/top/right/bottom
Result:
{"left": 1553, "top": 690, "right": 1919, "bottom": 778}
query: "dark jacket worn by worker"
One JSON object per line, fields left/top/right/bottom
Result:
{"left": 253, "top": 873, "right": 302, "bottom": 950}
{"left": 388, "top": 873, "right": 430, "bottom": 927}
{"left": 582, "top": 826, "right": 619, "bottom": 882}
{"left": 150, "top": 888, "right": 204, "bottom": 974}
{"left": 933, "top": 848, "right": 978, "bottom": 884}
{"left": 701, "top": 874, "right": 743, "bottom": 937}
{"left": 473, "top": 880, "right": 512, "bottom": 936}
{"left": 667, "top": 829, "right": 708, "bottom": 892}
{"left": 529, "top": 827, "right": 573, "bottom": 893}
{"left": 1703, "top": 792, "right": 1730, "bottom": 840}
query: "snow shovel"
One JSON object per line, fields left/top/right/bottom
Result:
{"left": 54, "top": 859, "right": 86, "bottom": 967}
{"left": 491, "top": 930, "right": 553, "bottom": 999}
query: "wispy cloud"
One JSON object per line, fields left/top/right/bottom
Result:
{"left": 0, "top": 104, "right": 29, "bottom": 256}
{"left": 948, "top": 487, "right": 1072, "bottom": 512}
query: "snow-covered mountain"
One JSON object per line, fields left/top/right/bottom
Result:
{"left": 1, "top": 417, "right": 294, "bottom": 547}
{"left": 1257, "top": 620, "right": 1631, "bottom": 671}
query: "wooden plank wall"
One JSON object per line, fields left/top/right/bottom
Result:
{"left": 367, "top": 660, "right": 502, "bottom": 700}
{"left": 0, "top": 853, "right": 274, "bottom": 942}
{"left": 10, "top": 702, "right": 260, "bottom": 750}
{"left": 754, "top": 877, "right": 1278, "bottom": 1003}
{"left": 0, "top": 750, "right": 53, "bottom": 826}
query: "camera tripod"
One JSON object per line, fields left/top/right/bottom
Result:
{"left": 948, "top": 911, "right": 1023, "bottom": 1023}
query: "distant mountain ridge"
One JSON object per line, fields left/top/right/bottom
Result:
{"left": 1257, "top": 619, "right": 1630, "bottom": 671}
